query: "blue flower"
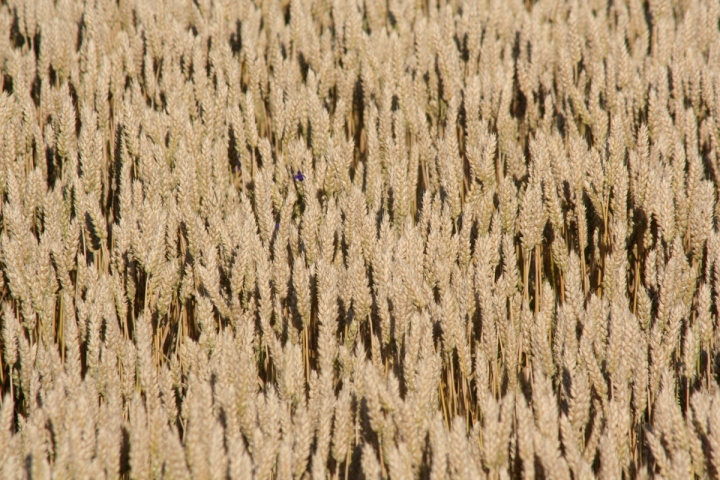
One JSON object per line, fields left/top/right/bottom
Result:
{"left": 293, "top": 170, "right": 305, "bottom": 181}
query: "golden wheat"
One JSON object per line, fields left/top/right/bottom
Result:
{"left": 0, "top": 0, "right": 719, "bottom": 478}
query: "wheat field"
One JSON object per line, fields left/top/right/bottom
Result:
{"left": 0, "top": 0, "right": 719, "bottom": 478}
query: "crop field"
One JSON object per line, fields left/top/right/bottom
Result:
{"left": 0, "top": 0, "right": 720, "bottom": 478}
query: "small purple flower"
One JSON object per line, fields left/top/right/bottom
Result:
{"left": 293, "top": 170, "right": 305, "bottom": 182}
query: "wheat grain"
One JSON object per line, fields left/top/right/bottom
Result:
{"left": 0, "top": 0, "right": 718, "bottom": 476}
